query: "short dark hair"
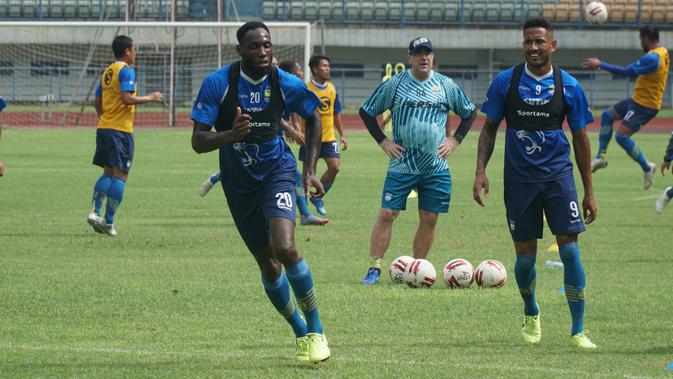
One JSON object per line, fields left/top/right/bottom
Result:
{"left": 639, "top": 25, "right": 659, "bottom": 41}
{"left": 236, "top": 21, "right": 270, "bottom": 44}
{"left": 308, "top": 55, "right": 330, "bottom": 71}
{"left": 523, "top": 18, "right": 553, "bottom": 32}
{"left": 279, "top": 59, "right": 299, "bottom": 73}
{"left": 112, "top": 35, "right": 133, "bottom": 59}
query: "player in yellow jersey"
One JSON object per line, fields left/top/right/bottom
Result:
{"left": 87, "top": 35, "right": 163, "bottom": 236}
{"left": 299, "top": 55, "right": 346, "bottom": 215}
{"left": 582, "top": 26, "right": 669, "bottom": 189}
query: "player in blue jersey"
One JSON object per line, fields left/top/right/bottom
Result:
{"left": 655, "top": 132, "right": 673, "bottom": 213}
{"left": 190, "top": 22, "right": 330, "bottom": 363}
{"left": 473, "top": 18, "right": 597, "bottom": 349}
{"left": 358, "top": 37, "right": 477, "bottom": 285}
{"left": 0, "top": 95, "right": 6, "bottom": 177}
{"left": 582, "top": 26, "right": 670, "bottom": 189}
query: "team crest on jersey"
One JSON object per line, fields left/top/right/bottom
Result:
{"left": 516, "top": 130, "right": 546, "bottom": 155}
{"left": 430, "top": 85, "right": 441, "bottom": 93}
{"left": 104, "top": 68, "right": 113, "bottom": 85}
{"left": 416, "top": 88, "right": 425, "bottom": 96}
{"left": 233, "top": 142, "right": 260, "bottom": 166}
{"left": 264, "top": 88, "right": 271, "bottom": 102}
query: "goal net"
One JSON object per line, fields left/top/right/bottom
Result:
{"left": 0, "top": 21, "right": 312, "bottom": 128}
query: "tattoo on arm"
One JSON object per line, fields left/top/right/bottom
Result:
{"left": 476, "top": 118, "right": 500, "bottom": 171}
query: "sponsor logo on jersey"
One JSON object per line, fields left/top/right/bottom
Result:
{"left": 402, "top": 100, "right": 441, "bottom": 109}
{"left": 516, "top": 109, "right": 550, "bottom": 117}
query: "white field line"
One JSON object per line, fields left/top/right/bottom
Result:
{"left": 0, "top": 341, "right": 647, "bottom": 377}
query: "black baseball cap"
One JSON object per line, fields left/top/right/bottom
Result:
{"left": 408, "top": 37, "right": 433, "bottom": 54}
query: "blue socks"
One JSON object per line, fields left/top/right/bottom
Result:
{"left": 209, "top": 172, "right": 221, "bottom": 185}
{"left": 105, "top": 177, "right": 126, "bottom": 224}
{"left": 667, "top": 187, "right": 673, "bottom": 199}
{"left": 322, "top": 181, "right": 332, "bottom": 194}
{"left": 615, "top": 132, "right": 651, "bottom": 172}
{"left": 294, "top": 169, "right": 311, "bottom": 217}
{"left": 515, "top": 253, "right": 539, "bottom": 316}
{"left": 596, "top": 108, "right": 614, "bottom": 159}
{"left": 285, "top": 259, "right": 323, "bottom": 334}
{"left": 262, "top": 273, "right": 307, "bottom": 338}
{"left": 559, "top": 243, "right": 586, "bottom": 336}
{"left": 91, "top": 173, "right": 113, "bottom": 215}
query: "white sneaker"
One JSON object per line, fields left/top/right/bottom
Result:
{"left": 644, "top": 162, "right": 656, "bottom": 190}
{"left": 198, "top": 178, "right": 215, "bottom": 197}
{"left": 91, "top": 215, "right": 116, "bottom": 236}
{"left": 656, "top": 187, "right": 672, "bottom": 213}
{"left": 591, "top": 157, "right": 608, "bottom": 173}
{"left": 101, "top": 222, "right": 117, "bottom": 236}
{"left": 87, "top": 213, "right": 104, "bottom": 234}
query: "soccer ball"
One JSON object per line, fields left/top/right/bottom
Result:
{"left": 443, "top": 258, "right": 474, "bottom": 288}
{"left": 389, "top": 255, "right": 414, "bottom": 284}
{"left": 403, "top": 259, "right": 437, "bottom": 288}
{"left": 584, "top": 1, "right": 608, "bottom": 24}
{"left": 475, "top": 259, "right": 507, "bottom": 288}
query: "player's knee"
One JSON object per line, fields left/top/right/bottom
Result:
{"left": 419, "top": 211, "right": 439, "bottom": 226}
{"left": 379, "top": 209, "right": 399, "bottom": 223}
{"left": 600, "top": 108, "right": 614, "bottom": 125}
{"left": 273, "top": 243, "right": 300, "bottom": 265}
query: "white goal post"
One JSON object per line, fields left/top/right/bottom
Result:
{"left": 0, "top": 21, "right": 313, "bottom": 127}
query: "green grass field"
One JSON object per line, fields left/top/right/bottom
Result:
{"left": 1, "top": 129, "right": 672, "bottom": 377}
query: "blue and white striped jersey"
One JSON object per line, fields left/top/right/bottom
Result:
{"left": 361, "top": 70, "right": 475, "bottom": 175}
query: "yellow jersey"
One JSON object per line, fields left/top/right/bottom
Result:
{"left": 307, "top": 80, "right": 341, "bottom": 142}
{"left": 97, "top": 62, "right": 138, "bottom": 133}
{"left": 632, "top": 47, "right": 669, "bottom": 110}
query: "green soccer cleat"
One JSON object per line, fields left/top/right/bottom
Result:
{"left": 307, "top": 333, "right": 330, "bottom": 363}
{"left": 570, "top": 332, "right": 597, "bottom": 349}
{"left": 521, "top": 313, "right": 541, "bottom": 344}
{"left": 295, "top": 336, "right": 309, "bottom": 361}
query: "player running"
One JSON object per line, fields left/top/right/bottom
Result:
{"left": 87, "top": 35, "right": 163, "bottom": 236}
{"left": 582, "top": 25, "right": 670, "bottom": 189}
{"left": 298, "top": 55, "right": 346, "bottom": 216}
{"left": 359, "top": 36, "right": 477, "bottom": 285}
{"left": 190, "top": 22, "right": 330, "bottom": 362}
{"left": 474, "top": 18, "right": 597, "bottom": 348}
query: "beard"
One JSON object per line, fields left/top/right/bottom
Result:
{"left": 241, "top": 58, "right": 269, "bottom": 78}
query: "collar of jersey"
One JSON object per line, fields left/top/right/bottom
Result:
{"left": 409, "top": 70, "right": 434, "bottom": 84}
{"left": 310, "top": 80, "right": 328, "bottom": 89}
{"left": 524, "top": 63, "right": 553, "bottom": 81}
{"left": 240, "top": 68, "right": 268, "bottom": 85}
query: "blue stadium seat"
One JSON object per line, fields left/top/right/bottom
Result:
{"left": 305, "top": 1, "right": 318, "bottom": 19}
{"left": 289, "top": 1, "right": 304, "bottom": 20}
{"left": 402, "top": 1, "right": 415, "bottom": 21}
{"left": 345, "top": 1, "right": 360, "bottom": 21}
{"left": 64, "top": 0, "right": 78, "bottom": 18}
{"left": 317, "top": 0, "right": 331, "bottom": 20}
{"left": 331, "top": 1, "right": 343, "bottom": 21}
{"left": 262, "top": 0, "right": 276, "bottom": 19}
{"left": 429, "top": 2, "right": 444, "bottom": 22}
{"left": 471, "top": 1, "right": 487, "bottom": 22}
{"left": 444, "top": 2, "right": 459, "bottom": 22}
{"left": 388, "top": 1, "right": 401, "bottom": 21}
{"left": 8, "top": 0, "right": 21, "bottom": 18}
{"left": 486, "top": 3, "right": 499, "bottom": 22}
{"left": 499, "top": 2, "right": 515, "bottom": 22}
{"left": 416, "top": 1, "right": 430, "bottom": 21}
{"left": 22, "top": 0, "right": 38, "bottom": 18}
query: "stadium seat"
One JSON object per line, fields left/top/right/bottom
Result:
{"left": 8, "top": 0, "right": 21, "bottom": 18}
{"left": 0, "top": 4, "right": 8, "bottom": 18}
{"left": 289, "top": 1, "right": 304, "bottom": 20}
{"left": 345, "top": 0, "right": 359, "bottom": 21}
{"left": 305, "top": 1, "right": 318, "bottom": 19}
{"left": 664, "top": 5, "right": 673, "bottom": 22}
{"left": 373, "top": 1, "right": 387, "bottom": 21}
{"left": 331, "top": 1, "right": 344, "bottom": 21}
{"left": 526, "top": 4, "right": 542, "bottom": 19}
{"left": 317, "top": 0, "right": 331, "bottom": 20}
{"left": 429, "top": 1, "right": 443, "bottom": 22}
{"left": 360, "top": 1, "right": 374, "bottom": 21}
{"left": 22, "top": 0, "right": 38, "bottom": 18}
{"left": 650, "top": 5, "right": 664, "bottom": 22}
{"left": 554, "top": 4, "right": 570, "bottom": 22}
{"left": 623, "top": 5, "right": 638, "bottom": 22}
{"left": 78, "top": 3, "right": 91, "bottom": 19}
{"left": 499, "top": 2, "right": 514, "bottom": 22}
{"left": 470, "top": 2, "right": 487, "bottom": 22}
{"left": 459, "top": 2, "right": 472, "bottom": 21}
{"left": 416, "top": 1, "right": 430, "bottom": 21}
{"left": 444, "top": 3, "right": 458, "bottom": 22}
{"left": 402, "top": 1, "right": 415, "bottom": 22}
{"left": 262, "top": 1, "right": 276, "bottom": 20}
{"left": 485, "top": 3, "right": 499, "bottom": 22}
{"left": 388, "top": 1, "right": 401, "bottom": 21}
{"left": 609, "top": 4, "right": 625, "bottom": 22}
{"left": 64, "top": 0, "right": 78, "bottom": 18}
{"left": 189, "top": 0, "right": 209, "bottom": 19}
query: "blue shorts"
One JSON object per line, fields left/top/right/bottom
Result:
{"left": 381, "top": 171, "right": 451, "bottom": 213}
{"left": 504, "top": 176, "right": 585, "bottom": 241}
{"left": 298, "top": 141, "right": 340, "bottom": 161}
{"left": 93, "top": 128, "right": 134, "bottom": 173}
{"left": 223, "top": 170, "right": 296, "bottom": 254}
{"left": 613, "top": 98, "right": 658, "bottom": 132}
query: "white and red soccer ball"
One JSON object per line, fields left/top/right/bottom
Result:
{"left": 475, "top": 259, "right": 507, "bottom": 288}
{"left": 403, "top": 259, "right": 436, "bottom": 288}
{"left": 389, "top": 255, "right": 414, "bottom": 284}
{"left": 443, "top": 258, "right": 474, "bottom": 288}
{"left": 585, "top": 1, "right": 608, "bottom": 24}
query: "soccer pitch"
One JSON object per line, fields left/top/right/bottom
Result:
{"left": 0, "top": 128, "right": 671, "bottom": 377}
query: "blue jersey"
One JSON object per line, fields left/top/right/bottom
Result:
{"left": 361, "top": 70, "right": 475, "bottom": 175}
{"left": 481, "top": 65, "right": 593, "bottom": 182}
{"left": 191, "top": 65, "right": 320, "bottom": 190}
{"left": 630, "top": 52, "right": 660, "bottom": 75}
{"left": 0, "top": 95, "right": 6, "bottom": 112}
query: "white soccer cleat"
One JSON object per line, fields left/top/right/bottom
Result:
{"left": 656, "top": 187, "right": 672, "bottom": 214}
{"left": 643, "top": 162, "right": 656, "bottom": 190}
{"left": 87, "top": 213, "right": 105, "bottom": 234}
{"left": 102, "top": 222, "right": 117, "bottom": 237}
{"left": 198, "top": 178, "right": 215, "bottom": 197}
{"left": 591, "top": 157, "right": 608, "bottom": 173}
{"left": 91, "top": 215, "right": 116, "bottom": 236}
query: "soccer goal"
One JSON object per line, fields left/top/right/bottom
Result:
{"left": 0, "top": 21, "right": 313, "bottom": 128}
